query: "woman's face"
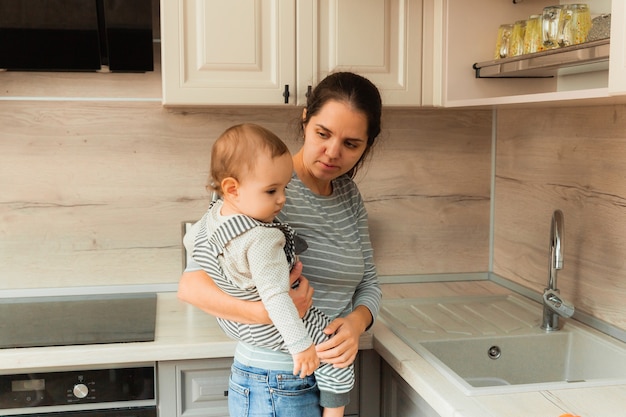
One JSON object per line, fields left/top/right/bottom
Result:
{"left": 301, "top": 100, "right": 369, "bottom": 184}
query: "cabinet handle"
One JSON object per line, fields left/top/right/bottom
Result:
{"left": 282, "top": 85, "right": 290, "bottom": 104}
{"left": 306, "top": 85, "right": 312, "bottom": 99}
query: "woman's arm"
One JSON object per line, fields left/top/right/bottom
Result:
{"left": 315, "top": 186, "right": 381, "bottom": 368}
{"left": 178, "top": 269, "right": 268, "bottom": 324}
{"left": 178, "top": 261, "right": 313, "bottom": 324}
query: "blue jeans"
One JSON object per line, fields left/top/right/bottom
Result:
{"left": 228, "top": 360, "right": 322, "bottom": 417}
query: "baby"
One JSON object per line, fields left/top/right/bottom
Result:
{"left": 184, "top": 123, "right": 354, "bottom": 417}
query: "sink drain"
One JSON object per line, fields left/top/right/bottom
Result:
{"left": 488, "top": 345, "right": 501, "bottom": 360}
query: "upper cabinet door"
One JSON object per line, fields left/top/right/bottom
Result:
{"left": 299, "top": 0, "right": 422, "bottom": 106}
{"left": 161, "top": 0, "right": 422, "bottom": 106}
{"left": 161, "top": 0, "right": 296, "bottom": 106}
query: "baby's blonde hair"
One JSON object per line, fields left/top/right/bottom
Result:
{"left": 208, "top": 123, "right": 290, "bottom": 196}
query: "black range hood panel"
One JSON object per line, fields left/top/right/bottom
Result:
{"left": 0, "top": 0, "right": 153, "bottom": 72}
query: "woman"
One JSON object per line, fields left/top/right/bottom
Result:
{"left": 179, "top": 71, "right": 383, "bottom": 417}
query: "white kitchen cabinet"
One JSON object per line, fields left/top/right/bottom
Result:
{"left": 158, "top": 357, "right": 232, "bottom": 417}
{"left": 160, "top": 0, "right": 296, "bottom": 106}
{"left": 425, "top": 0, "right": 625, "bottom": 107}
{"left": 381, "top": 360, "right": 441, "bottom": 417}
{"left": 158, "top": 351, "right": 380, "bottom": 417}
{"left": 160, "top": 0, "right": 422, "bottom": 106}
{"left": 307, "top": 0, "right": 423, "bottom": 107}
{"left": 608, "top": 0, "right": 626, "bottom": 95}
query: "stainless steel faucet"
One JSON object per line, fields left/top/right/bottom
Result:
{"left": 541, "top": 209, "right": 575, "bottom": 331}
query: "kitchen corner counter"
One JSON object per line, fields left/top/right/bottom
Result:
{"left": 377, "top": 281, "right": 626, "bottom": 417}
{"left": 1, "top": 282, "right": 625, "bottom": 417}
{"left": 375, "top": 320, "right": 626, "bottom": 417}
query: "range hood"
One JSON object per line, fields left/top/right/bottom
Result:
{"left": 0, "top": 0, "right": 153, "bottom": 72}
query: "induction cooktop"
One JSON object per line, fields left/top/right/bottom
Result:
{"left": 0, "top": 293, "right": 157, "bottom": 349}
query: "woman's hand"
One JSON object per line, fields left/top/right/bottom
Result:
{"left": 289, "top": 261, "right": 314, "bottom": 318}
{"left": 315, "top": 306, "right": 372, "bottom": 368}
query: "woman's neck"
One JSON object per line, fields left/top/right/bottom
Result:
{"left": 292, "top": 151, "right": 333, "bottom": 196}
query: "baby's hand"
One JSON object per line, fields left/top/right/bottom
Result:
{"left": 292, "top": 345, "right": 320, "bottom": 378}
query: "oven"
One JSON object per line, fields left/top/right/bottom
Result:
{"left": 0, "top": 364, "right": 156, "bottom": 416}
{"left": 0, "top": 293, "right": 158, "bottom": 417}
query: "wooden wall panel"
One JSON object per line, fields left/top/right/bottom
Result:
{"left": 364, "top": 109, "right": 492, "bottom": 274}
{"left": 0, "top": 103, "right": 491, "bottom": 290}
{"left": 494, "top": 104, "right": 626, "bottom": 330}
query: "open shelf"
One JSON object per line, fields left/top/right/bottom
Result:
{"left": 473, "top": 38, "right": 610, "bottom": 79}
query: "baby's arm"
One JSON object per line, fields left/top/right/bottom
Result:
{"left": 246, "top": 228, "right": 315, "bottom": 356}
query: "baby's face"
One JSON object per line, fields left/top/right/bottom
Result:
{"left": 235, "top": 151, "right": 293, "bottom": 223}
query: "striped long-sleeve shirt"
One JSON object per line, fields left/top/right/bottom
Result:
{"left": 277, "top": 173, "right": 381, "bottom": 323}
{"left": 186, "top": 173, "right": 382, "bottom": 372}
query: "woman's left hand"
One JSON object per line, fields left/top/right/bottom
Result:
{"left": 315, "top": 306, "right": 372, "bottom": 368}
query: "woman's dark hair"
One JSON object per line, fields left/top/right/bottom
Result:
{"left": 301, "top": 72, "right": 382, "bottom": 178}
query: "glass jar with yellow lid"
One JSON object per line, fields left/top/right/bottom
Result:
{"left": 559, "top": 3, "right": 592, "bottom": 47}
{"left": 524, "top": 14, "right": 544, "bottom": 54}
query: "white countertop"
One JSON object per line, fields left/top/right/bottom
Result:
{"left": 1, "top": 284, "right": 625, "bottom": 417}
{"left": 0, "top": 293, "right": 241, "bottom": 372}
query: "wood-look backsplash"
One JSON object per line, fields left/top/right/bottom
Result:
{"left": 2, "top": 94, "right": 625, "bottom": 332}
{"left": 494, "top": 104, "right": 626, "bottom": 331}
{"left": 0, "top": 102, "right": 491, "bottom": 290}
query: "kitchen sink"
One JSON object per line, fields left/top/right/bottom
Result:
{"left": 419, "top": 327, "right": 626, "bottom": 395}
{"left": 379, "top": 295, "right": 626, "bottom": 395}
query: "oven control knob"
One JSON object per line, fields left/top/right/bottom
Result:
{"left": 73, "top": 383, "right": 89, "bottom": 399}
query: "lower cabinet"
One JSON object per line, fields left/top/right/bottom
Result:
{"left": 158, "top": 357, "right": 232, "bottom": 417}
{"left": 381, "top": 360, "right": 441, "bottom": 417}
{"left": 158, "top": 350, "right": 381, "bottom": 417}
{"left": 349, "top": 349, "right": 381, "bottom": 417}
